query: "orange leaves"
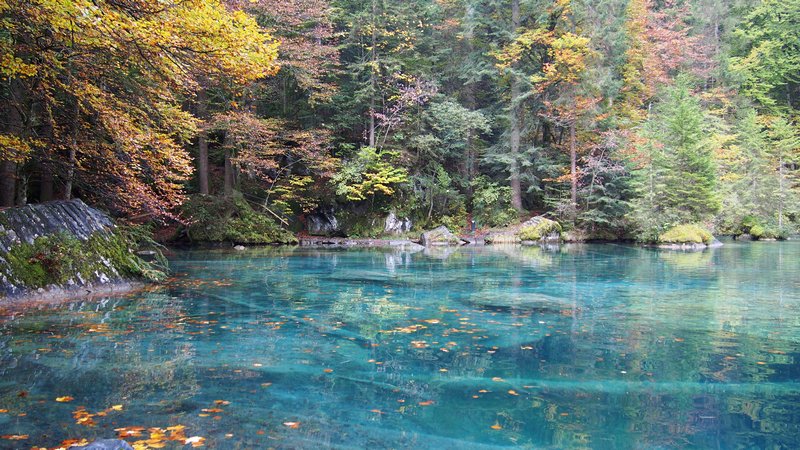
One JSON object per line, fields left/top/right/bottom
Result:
{"left": 55, "top": 396, "right": 74, "bottom": 403}
{"left": 382, "top": 324, "right": 426, "bottom": 334}
{"left": 323, "top": 368, "right": 334, "bottom": 373}
{"left": 115, "top": 424, "right": 202, "bottom": 449}
{"left": 490, "top": 423, "right": 503, "bottom": 430}
{"left": 0, "top": 434, "right": 28, "bottom": 440}
{"left": 417, "top": 400, "right": 434, "bottom": 407}
{"left": 72, "top": 404, "right": 123, "bottom": 427}
{"left": 283, "top": 422, "right": 301, "bottom": 429}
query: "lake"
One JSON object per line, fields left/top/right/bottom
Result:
{"left": 2, "top": 242, "right": 800, "bottom": 449}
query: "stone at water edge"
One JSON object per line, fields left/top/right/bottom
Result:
{"left": 72, "top": 439, "right": 134, "bottom": 450}
{"left": 234, "top": 245, "right": 246, "bottom": 251}
{"left": 306, "top": 206, "right": 340, "bottom": 236}
{"left": 420, "top": 226, "right": 464, "bottom": 246}
{"left": 384, "top": 212, "right": 413, "bottom": 235}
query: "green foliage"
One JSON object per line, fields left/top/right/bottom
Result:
{"left": 658, "top": 224, "right": 714, "bottom": 245}
{"left": 518, "top": 219, "right": 563, "bottom": 242}
{"left": 332, "top": 147, "right": 409, "bottom": 202}
{"left": 472, "top": 176, "right": 518, "bottom": 228}
{"left": 182, "top": 194, "right": 297, "bottom": 244}
{"left": 629, "top": 79, "right": 720, "bottom": 241}
{"left": 4, "top": 230, "right": 165, "bottom": 289}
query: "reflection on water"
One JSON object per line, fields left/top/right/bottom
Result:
{"left": 2, "top": 243, "right": 800, "bottom": 448}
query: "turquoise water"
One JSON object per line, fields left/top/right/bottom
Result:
{"left": 2, "top": 243, "right": 800, "bottom": 449}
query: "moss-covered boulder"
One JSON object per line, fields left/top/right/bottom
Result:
{"left": 517, "top": 217, "right": 562, "bottom": 243}
{"left": 420, "top": 226, "right": 464, "bottom": 246}
{"left": 657, "top": 224, "right": 720, "bottom": 249}
{"left": 0, "top": 200, "right": 166, "bottom": 298}
{"left": 182, "top": 194, "right": 297, "bottom": 244}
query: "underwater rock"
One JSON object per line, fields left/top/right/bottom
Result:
{"left": 72, "top": 439, "right": 133, "bottom": 450}
{"left": 420, "top": 226, "right": 464, "bottom": 246}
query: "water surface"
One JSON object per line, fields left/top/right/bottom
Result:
{"left": 2, "top": 242, "right": 800, "bottom": 449}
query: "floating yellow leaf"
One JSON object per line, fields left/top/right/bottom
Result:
{"left": 56, "top": 396, "right": 75, "bottom": 402}
{"left": 490, "top": 423, "right": 502, "bottom": 430}
{"left": 418, "top": 400, "right": 434, "bottom": 406}
{"left": 283, "top": 421, "right": 301, "bottom": 429}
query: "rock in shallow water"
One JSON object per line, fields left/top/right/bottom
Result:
{"left": 72, "top": 439, "right": 133, "bottom": 450}
{"left": 420, "top": 226, "right": 464, "bottom": 246}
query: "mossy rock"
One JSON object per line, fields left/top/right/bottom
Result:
{"left": 182, "top": 194, "right": 297, "bottom": 245}
{"left": 658, "top": 224, "right": 713, "bottom": 245}
{"left": 3, "top": 229, "right": 166, "bottom": 291}
{"left": 517, "top": 217, "right": 562, "bottom": 242}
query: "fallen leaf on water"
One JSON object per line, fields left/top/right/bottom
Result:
{"left": 323, "top": 368, "right": 333, "bottom": 373}
{"left": 418, "top": 400, "right": 434, "bottom": 406}
{"left": 110, "top": 405, "right": 123, "bottom": 411}
{"left": 491, "top": 377, "right": 504, "bottom": 382}
{"left": 0, "top": 409, "right": 7, "bottom": 413}
{"left": 508, "top": 390, "right": 519, "bottom": 396}
{"left": 490, "top": 423, "right": 502, "bottom": 430}
{"left": 214, "top": 400, "right": 230, "bottom": 406}
{"left": 56, "top": 396, "right": 74, "bottom": 403}
{"left": 1, "top": 435, "right": 28, "bottom": 440}
{"left": 201, "top": 408, "right": 223, "bottom": 413}
{"left": 185, "top": 436, "right": 206, "bottom": 447}
{"left": 283, "top": 422, "right": 300, "bottom": 429}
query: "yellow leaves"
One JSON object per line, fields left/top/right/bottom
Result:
{"left": 418, "top": 400, "right": 434, "bottom": 406}
{"left": 55, "top": 396, "right": 74, "bottom": 402}
{"left": 490, "top": 423, "right": 503, "bottom": 430}
{"left": 72, "top": 404, "right": 123, "bottom": 427}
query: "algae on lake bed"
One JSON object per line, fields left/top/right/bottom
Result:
{"left": 1, "top": 242, "right": 800, "bottom": 449}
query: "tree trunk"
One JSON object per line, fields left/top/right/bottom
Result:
{"left": 40, "top": 161, "right": 54, "bottom": 202}
{"left": 197, "top": 89, "right": 210, "bottom": 195}
{"left": 368, "top": 0, "right": 377, "bottom": 148}
{"left": 509, "top": 0, "right": 523, "bottom": 211}
{"left": 224, "top": 133, "right": 234, "bottom": 197}
{"left": 0, "top": 161, "right": 16, "bottom": 207}
{"left": 570, "top": 121, "right": 577, "bottom": 208}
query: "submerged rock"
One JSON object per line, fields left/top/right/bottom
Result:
{"left": 384, "top": 212, "right": 412, "bottom": 235}
{"left": 71, "top": 439, "right": 133, "bottom": 450}
{"left": 420, "top": 226, "right": 464, "bottom": 246}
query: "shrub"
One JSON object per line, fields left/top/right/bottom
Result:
{"left": 472, "top": 177, "right": 518, "bottom": 228}
{"left": 658, "top": 224, "right": 713, "bottom": 245}
{"left": 182, "top": 194, "right": 297, "bottom": 244}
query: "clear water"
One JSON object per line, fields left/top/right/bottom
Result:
{"left": 2, "top": 242, "right": 800, "bottom": 449}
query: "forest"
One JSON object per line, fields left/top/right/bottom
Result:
{"left": 1, "top": 0, "right": 799, "bottom": 242}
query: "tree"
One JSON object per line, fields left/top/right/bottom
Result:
{"left": 0, "top": 0, "right": 280, "bottom": 217}
{"left": 629, "top": 78, "right": 720, "bottom": 240}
